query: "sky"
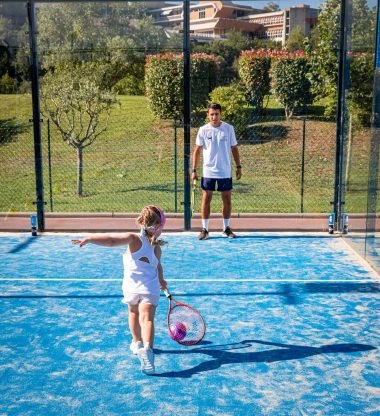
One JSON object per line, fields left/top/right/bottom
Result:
{"left": 232, "top": 0, "right": 324, "bottom": 10}
{"left": 232, "top": 0, "right": 378, "bottom": 10}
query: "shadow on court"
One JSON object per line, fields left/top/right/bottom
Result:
{"left": 7, "top": 236, "right": 38, "bottom": 253}
{"left": 154, "top": 339, "right": 377, "bottom": 378}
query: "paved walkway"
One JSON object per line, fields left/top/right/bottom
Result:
{"left": 0, "top": 213, "right": 368, "bottom": 233}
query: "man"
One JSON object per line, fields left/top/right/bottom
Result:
{"left": 191, "top": 103, "right": 242, "bottom": 240}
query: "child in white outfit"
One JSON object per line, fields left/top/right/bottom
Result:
{"left": 71, "top": 205, "right": 167, "bottom": 375}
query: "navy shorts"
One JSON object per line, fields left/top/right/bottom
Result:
{"left": 201, "top": 177, "right": 233, "bottom": 192}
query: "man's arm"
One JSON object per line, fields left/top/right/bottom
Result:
{"left": 231, "top": 145, "right": 242, "bottom": 180}
{"left": 191, "top": 145, "right": 202, "bottom": 181}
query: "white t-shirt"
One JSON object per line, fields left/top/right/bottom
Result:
{"left": 195, "top": 121, "right": 237, "bottom": 178}
{"left": 122, "top": 235, "right": 160, "bottom": 296}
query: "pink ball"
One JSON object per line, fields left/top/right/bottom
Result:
{"left": 169, "top": 321, "right": 187, "bottom": 341}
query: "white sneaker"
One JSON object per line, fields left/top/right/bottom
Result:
{"left": 137, "top": 346, "right": 155, "bottom": 375}
{"left": 130, "top": 341, "right": 143, "bottom": 355}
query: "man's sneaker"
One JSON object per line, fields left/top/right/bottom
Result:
{"left": 223, "top": 226, "right": 236, "bottom": 238}
{"left": 198, "top": 228, "right": 209, "bottom": 240}
{"left": 130, "top": 340, "right": 143, "bottom": 355}
{"left": 137, "top": 346, "right": 155, "bottom": 375}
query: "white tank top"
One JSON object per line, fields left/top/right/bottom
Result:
{"left": 122, "top": 235, "right": 160, "bottom": 295}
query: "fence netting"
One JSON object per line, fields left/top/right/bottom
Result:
{"left": 0, "top": 0, "right": 376, "bottom": 221}
{"left": 1, "top": 109, "right": 341, "bottom": 214}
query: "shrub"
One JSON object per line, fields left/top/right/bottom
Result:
{"left": 114, "top": 74, "right": 144, "bottom": 95}
{"left": 209, "top": 83, "right": 249, "bottom": 138}
{"left": 144, "top": 53, "right": 216, "bottom": 119}
{"left": 348, "top": 52, "right": 374, "bottom": 127}
{"left": 0, "top": 73, "right": 16, "bottom": 94}
{"left": 238, "top": 49, "right": 271, "bottom": 112}
{"left": 270, "top": 51, "right": 312, "bottom": 119}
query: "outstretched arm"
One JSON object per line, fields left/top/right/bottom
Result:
{"left": 71, "top": 233, "right": 134, "bottom": 248}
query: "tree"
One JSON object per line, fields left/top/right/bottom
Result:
{"left": 192, "top": 30, "right": 249, "bottom": 85}
{"left": 306, "top": 0, "right": 340, "bottom": 118}
{"left": 271, "top": 51, "right": 312, "bottom": 119}
{"left": 0, "top": 15, "right": 18, "bottom": 84}
{"left": 350, "top": 0, "right": 376, "bottom": 53}
{"left": 238, "top": 49, "right": 271, "bottom": 112}
{"left": 347, "top": 0, "right": 376, "bottom": 126}
{"left": 144, "top": 53, "right": 216, "bottom": 119}
{"left": 209, "top": 84, "right": 249, "bottom": 138}
{"left": 286, "top": 26, "right": 306, "bottom": 52}
{"left": 41, "top": 62, "right": 118, "bottom": 196}
{"left": 263, "top": 2, "right": 280, "bottom": 12}
{"left": 306, "top": 0, "right": 376, "bottom": 120}
{"left": 37, "top": 2, "right": 168, "bottom": 89}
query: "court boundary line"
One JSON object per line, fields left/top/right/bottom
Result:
{"left": 1, "top": 278, "right": 379, "bottom": 283}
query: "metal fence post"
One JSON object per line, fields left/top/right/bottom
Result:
{"left": 27, "top": 0, "right": 45, "bottom": 230}
{"left": 333, "top": 0, "right": 351, "bottom": 232}
{"left": 47, "top": 119, "right": 53, "bottom": 212}
{"left": 183, "top": 0, "right": 191, "bottom": 230}
{"left": 300, "top": 118, "right": 306, "bottom": 213}
{"left": 173, "top": 119, "right": 178, "bottom": 213}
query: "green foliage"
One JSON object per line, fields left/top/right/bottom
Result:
{"left": 40, "top": 61, "right": 119, "bottom": 196}
{"left": 193, "top": 30, "right": 281, "bottom": 86}
{"left": 349, "top": 53, "right": 374, "bottom": 127}
{"left": 306, "top": 0, "right": 340, "bottom": 118}
{"left": 0, "top": 73, "right": 16, "bottom": 93}
{"left": 36, "top": 2, "right": 167, "bottom": 91}
{"left": 286, "top": 26, "right": 306, "bottom": 52}
{"left": 270, "top": 52, "right": 312, "bottom": 119}
{"left": 306, "top": 0, "right": 376, "bottom": 121}
{"left": 351, "top": 0, "right": 377, "bottom": 53}
{"left": 0, "top": 45, "right": 10, "bottom": 79}
{"left": 144, "top": 54, "right": 183, "bottom": 119}
{"left": 144, "top": 53, "right": 216, "bottom": 119}
{"left": 191, "top": 53, "right": 218, "bottom": 112}
{"left": 263, "top": 2, "right": 280, "bottom": 11}
{"left": 209, "top": 84, "right": 249, "bottom": 137}
{"left": 238, "top": 49, "right": 271, "bottom": 112}
{"left": 114, "top": 74, "right": 144, "bottom": 96}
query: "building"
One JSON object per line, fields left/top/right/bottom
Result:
{"left": 246, "top": 4, "right": 319, "bottom": 44}
{"left": 147, "top": 1, "right": 319, "bottom": 45}
{"left": 148, "top": 1, "right": 262, "bottom": 41}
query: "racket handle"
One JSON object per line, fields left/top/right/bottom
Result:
{"left": 163, "top": 289, "right": 171, "bottom": 298}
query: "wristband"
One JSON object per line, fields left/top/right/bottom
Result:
{"left": 192, "top": 168, "right": 197, "bottom": 173}
{"left": 236, "top": 165, "right": 242, "bottom": 169}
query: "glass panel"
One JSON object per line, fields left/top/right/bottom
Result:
{"left": 343, "top": 0, "right": 379, "bottom": 270}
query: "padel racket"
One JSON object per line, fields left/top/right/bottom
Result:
{"left": 190, "top": 179, "right": 197, "bottom": 217}
{"left": 164, "top": 288, "right": 206, "bottom": 346}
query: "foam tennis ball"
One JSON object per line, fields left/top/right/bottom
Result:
{"left": 169, "top": 321, "right": 187, "bottom": 341}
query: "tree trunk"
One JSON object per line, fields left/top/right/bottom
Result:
{"left": 76, "top": 146, "right": 83, "bottom": 196}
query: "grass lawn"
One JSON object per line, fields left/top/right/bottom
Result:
{"left": 0, "top": 94, "right": 372, "bottom": 214}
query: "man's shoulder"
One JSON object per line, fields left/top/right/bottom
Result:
{"left": 199, "top": 122, "right": 211, "bottom": 130}
{"left": 197, "top": 123, "right": 212, "bottom": 135}
{"left": 220, "top": 121, "right": 233, "bottom": 129}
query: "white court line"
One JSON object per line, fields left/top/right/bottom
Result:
{"left": 0, "top": 278, "right": 378, "bottom": 283}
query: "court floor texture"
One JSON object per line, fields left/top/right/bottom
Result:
{"left": 1, "top": 232, "right": 379, "bottom": 416}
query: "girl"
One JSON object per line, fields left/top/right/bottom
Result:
{"left": 71, "top": 205, "right": 167, "bottom": 375}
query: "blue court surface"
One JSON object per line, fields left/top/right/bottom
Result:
{"left": 1, "top": 232, "right": 379, "bottom": 416}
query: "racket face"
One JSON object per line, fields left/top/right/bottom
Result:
{"left": 168, "top": 304, "right": 205, "bottom": 346}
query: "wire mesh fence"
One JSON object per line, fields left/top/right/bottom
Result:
{"left": 1, "top": 102, "right": 339, "bottom": 214}
{"left": 0, "top": 0, "right": 375, "bottom": 220}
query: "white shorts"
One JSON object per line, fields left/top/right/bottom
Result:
{"left": 122, "top": 292, "right": 160, "bottom": 306}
